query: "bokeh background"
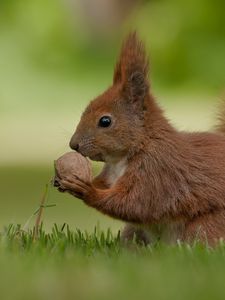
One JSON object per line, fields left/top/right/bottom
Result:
{"left": 1, "top": 0, "right": 225, "bottom": 232}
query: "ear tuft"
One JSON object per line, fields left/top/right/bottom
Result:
{"left": 113, "top": 31, "right": 149, "bottom": 86}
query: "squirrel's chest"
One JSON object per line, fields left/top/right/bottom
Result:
{"left": 106, "top": 158, "right": 127, "bottom": 187}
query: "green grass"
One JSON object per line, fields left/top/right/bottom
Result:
{"left": 1, "top": 168, "right": 225, "bottom": 300}
{"left": 1, "top": 224, "right": 225, "bottom": 300}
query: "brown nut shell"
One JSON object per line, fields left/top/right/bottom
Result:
{"left": 54, "top": 151, "right": 92, "bottom": 184}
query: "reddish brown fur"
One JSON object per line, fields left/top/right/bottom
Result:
{"left": 59, "top": 32, "right": 225, "bottom": 246}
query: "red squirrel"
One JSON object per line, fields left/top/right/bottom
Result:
{"left": 58, "top": 32, "right": 225, "bottom": 246}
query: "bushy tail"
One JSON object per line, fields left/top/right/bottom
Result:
{"left": 215, "top": 100, "right": 225, "bottom": 134}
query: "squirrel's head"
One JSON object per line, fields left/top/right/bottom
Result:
{"left": 70, "top": 32, "right": 151, "bottom": 162}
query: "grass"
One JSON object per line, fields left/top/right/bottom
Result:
{"left": 1, "top": 167, "right": 225, "bottom": 300}
{"left": 1, "top": 224, "right": 225, "bottom": 300}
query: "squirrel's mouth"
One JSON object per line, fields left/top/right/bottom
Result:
{"left": 88, "top": 153, "right": 104, "bottom": 162}
{"left": 73, "top": 142, "right": 104, "bottom": 162}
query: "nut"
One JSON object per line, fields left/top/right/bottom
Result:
{"left": 53, "top": 152, "right": 92, "bottom": 189}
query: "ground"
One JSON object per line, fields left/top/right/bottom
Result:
{"left": 1, "top": 224, "right": 225, "bottom": 300}
{"left": 1, "top": 166, "right": 225, "bottom": 300}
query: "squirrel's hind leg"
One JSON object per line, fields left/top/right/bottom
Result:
{"left": 183, "top": 211, "right": 225, "bottom": 247}
{"left": 121, "top": 224, "right": 150, "bottom": 246}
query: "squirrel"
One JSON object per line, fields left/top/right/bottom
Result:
{"left": 58, "top": 32, "right": 225, "bottom": 246}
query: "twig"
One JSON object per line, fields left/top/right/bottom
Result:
{"left": 33, "top": 184, "right": 49, "bottom": 240}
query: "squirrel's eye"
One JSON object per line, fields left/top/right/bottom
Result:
{"left": 98, "top": 116, "right": 112, "bottom": 128}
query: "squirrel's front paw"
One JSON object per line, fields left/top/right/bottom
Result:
{"left": 61, "top": 176, "right": 96, "bottom": 202}
{"left": 52, "top": 176, "right": 67, "bottom": 193}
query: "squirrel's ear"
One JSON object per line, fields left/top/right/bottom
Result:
{"left": 123, "top": 69, "right": 148, "bottom": 103}
{"left": 113, "top": 32, "right": 149, "bottom": 106}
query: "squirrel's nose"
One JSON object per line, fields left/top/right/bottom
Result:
{"left": 69, "top": 138, "right": 79, "bottom": 151}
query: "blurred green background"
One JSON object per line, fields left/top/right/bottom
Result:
{"left": 0, "top": 0, "right": 225, "bottom": 232}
